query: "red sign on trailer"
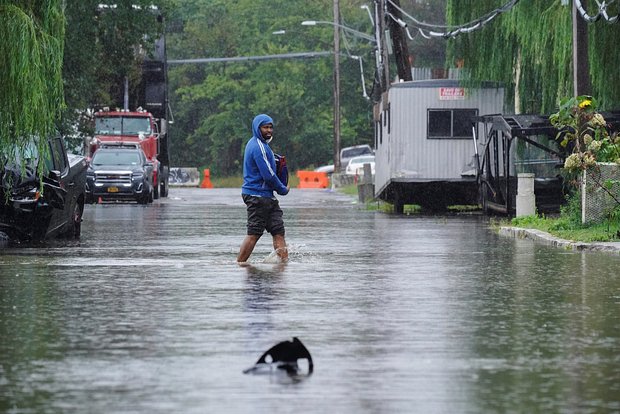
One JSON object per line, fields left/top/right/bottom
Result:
{"left": 439, "top": 87, "right": 466, "bottom": 100}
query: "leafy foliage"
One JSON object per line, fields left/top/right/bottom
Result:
{"left": 446, "top": 1, "right": 620, "bottom": 114}
{"left": 166, "top": 0, "right": 375, "bottom": 175}
{"left": 0, "top": 0, "right": 65, "bottom": 177}
{"left": 60, "top": 0, "right": 173, "bottom": 150}
{"left": 550, "top": 95, "right": 620, "bottom": 171}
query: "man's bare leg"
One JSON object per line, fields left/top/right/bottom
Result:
{"left": 237, "top": 234, "right": 260, "bottom": 262}
{"left": 273, "top": 234, "right": 288, "bottom": 262}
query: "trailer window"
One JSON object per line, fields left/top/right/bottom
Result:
{"left": 427, "top": 109, "right": 478, "bottom": 139}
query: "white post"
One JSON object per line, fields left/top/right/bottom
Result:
{"left": 516, "top": 173, "right": 536, "bottom": 217}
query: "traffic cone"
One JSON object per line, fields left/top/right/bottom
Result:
{"left": 200, "top": 169, "right": 214, "bottom": 188}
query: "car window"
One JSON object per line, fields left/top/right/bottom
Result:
{"left": 342, "top": 146, "right": 372, "bottom": 158}
{"left": 50, "top": 137, "right": 67, "bottom": 173}
{"left": 92, "top": 151, "right": 141, "bottom": 166}
{"left": 1, "top": 140, "right": 39, "bottom": 167}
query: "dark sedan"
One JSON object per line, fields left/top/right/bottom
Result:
{"left": 86, "top": 148, "right": 154, "bottom": 204}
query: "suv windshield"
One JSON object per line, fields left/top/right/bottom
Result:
{"left": 95, "top": 116, "right": 151, "bottom": 136}
{"left": 0, "top": 139, "right": 40, "bottom": 167}
{"left": 92, "top": 151, "right": 141, "bottom": 166}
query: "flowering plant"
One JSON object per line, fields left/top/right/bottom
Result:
{"left": 549, "top": 95, "right": 620, "bottom": 172}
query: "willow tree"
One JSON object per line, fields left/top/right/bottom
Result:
{"left": 446, "top": 0, "right": 620, "bottom": 114}
{"left": 0, "top": 0, "right": 65, "bottom": 171}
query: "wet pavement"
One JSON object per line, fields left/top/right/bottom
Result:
{"left": 1, "top": 187, "right": 620, "bottom": 413}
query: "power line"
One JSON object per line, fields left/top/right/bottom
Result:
{"left": 167, "top": 51, "right": 333, "bottom": 64}
{"left": 386, "top": 0, "right": 521, "bottom": 38}
{"left": 574, "top": 0, "right": 619, "bottom": 23}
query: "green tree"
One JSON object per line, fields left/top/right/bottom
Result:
{"left": 446, "top": 0, "right": 620, "bottom": 113}
{"left": 0, "top": 0, "right": 65, "bottom": 173}
{"left": 166, "top": 0, "right": 374, "bottom": 175}
{"left": 61, "top": 0, "right": 173, "bottom": 149}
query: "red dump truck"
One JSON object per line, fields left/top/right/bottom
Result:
{"left": 88, "top": 106, "right": 168, "bottom": 198}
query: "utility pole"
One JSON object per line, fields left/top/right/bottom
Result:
{"left": 573, "top": 0, "right": 591, "bottom": 96}
{"left": 376, "top": 0, "right": 390, "bottom": 93}
{"left": 333, "top": 0, "right": 341, "bottom": 171}
{"left": 386, "top": 0, "right": 412, "bottom": 82}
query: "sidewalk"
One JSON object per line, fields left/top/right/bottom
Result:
{"left": 499, "top": 226, "right": 620, "bottom": 254}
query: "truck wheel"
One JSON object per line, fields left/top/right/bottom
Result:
{"left": 160, "top": 179, "right": 169, "bottom": 198}
{"left": 153, "top": 181, "right": 159, "bottom": 199}
{"left": 138, "top": 192, "right": 149, "bottom": 205}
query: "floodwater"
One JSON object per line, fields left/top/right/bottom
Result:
{"left": 1, "top": 188, "right": 619, "bottom": 413}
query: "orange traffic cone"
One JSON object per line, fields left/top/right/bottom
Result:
{"left": 200, "top": 169, "right": 214, "bottom": 188}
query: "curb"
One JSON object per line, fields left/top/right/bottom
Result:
{"left": 499, "top": 226, "right": 620, "bottom": 254}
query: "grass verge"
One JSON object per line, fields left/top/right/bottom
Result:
{"left": 510, "top": 214, "right": 620, "bottom": 242}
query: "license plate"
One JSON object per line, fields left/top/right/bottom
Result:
{"left": 107, "top": 187, "right": 119, "bottom": 193}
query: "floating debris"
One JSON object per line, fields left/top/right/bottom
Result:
{"left": 243, "top": 337, "right": 313, "bottom": 377}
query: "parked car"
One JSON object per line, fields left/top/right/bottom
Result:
{"left": 314, "top": 164, "right": 335, "bottom": 175}
{"left": 339, "top": 144, "right": 373, "bottom": 171}
{"left": 345, "top": 155, "right": 375, "bottom": 176}
{"left": 0, "top": 135, "right": 88, "bottom": 242}
{"left": 86, "top": 148, "right": 154, "bottom": 204}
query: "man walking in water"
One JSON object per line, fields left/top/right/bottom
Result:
{"left": 237, "top": 114, "right": 290, "bottom": 263}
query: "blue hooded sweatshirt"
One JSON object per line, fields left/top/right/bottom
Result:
{"left": 241, "top": 114, "right": 289, "bottom": 198}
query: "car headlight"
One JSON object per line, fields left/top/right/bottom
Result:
{"left": 11, "top": 185, "right": 40, "bottom": 202}
{"left": 132, "top": 173, "right": 144, "bottom": 180}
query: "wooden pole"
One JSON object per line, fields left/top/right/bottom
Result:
{"left": 573, "top": 0, "right": 591, "bottom": 96}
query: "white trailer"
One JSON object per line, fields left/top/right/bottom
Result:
{"left": 374, "top": 79, "right": 505, "bottom": 212}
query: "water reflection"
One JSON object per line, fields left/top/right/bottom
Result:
{"left": 242, "top": 262, "right": 286, "bottom": 334}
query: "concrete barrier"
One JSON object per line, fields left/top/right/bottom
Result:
{"left": 168, "top": 167, "right": 201, "bottom": 187}
{"left": 296, "top": 171, "right": 329, "bottom": 189}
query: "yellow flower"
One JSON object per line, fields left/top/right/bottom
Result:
{"left": 583, "top": 134, "right": 593, "bottom": 145}
{"left": 579, "top": 99, "right": 592, "bottom": 109}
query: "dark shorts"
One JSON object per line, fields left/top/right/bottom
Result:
{"left": 242, "top": 194, "right": 285, "bottom": 236}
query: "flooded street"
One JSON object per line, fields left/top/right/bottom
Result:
{"left": 1, "top": 187, "right": 619, "bottom": 413}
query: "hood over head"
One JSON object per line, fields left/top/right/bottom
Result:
{"left": 252, "top": 114, "right": 274, "bottom": 140}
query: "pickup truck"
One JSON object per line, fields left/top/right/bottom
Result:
{"left": 85, "top": 147, "right": 154, "bottom": 204}
{"left": 0, "top": 135, "right": 88, "bottom": 242}
{"left": 339, "top": 144, "right": 373, "bottom": 172}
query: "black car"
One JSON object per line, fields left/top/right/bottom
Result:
{"left": 86, "top": 147, "right": 154, "bottom": 204}
{"left": 0, "top": 136, "right": 88, "bottom": 242}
